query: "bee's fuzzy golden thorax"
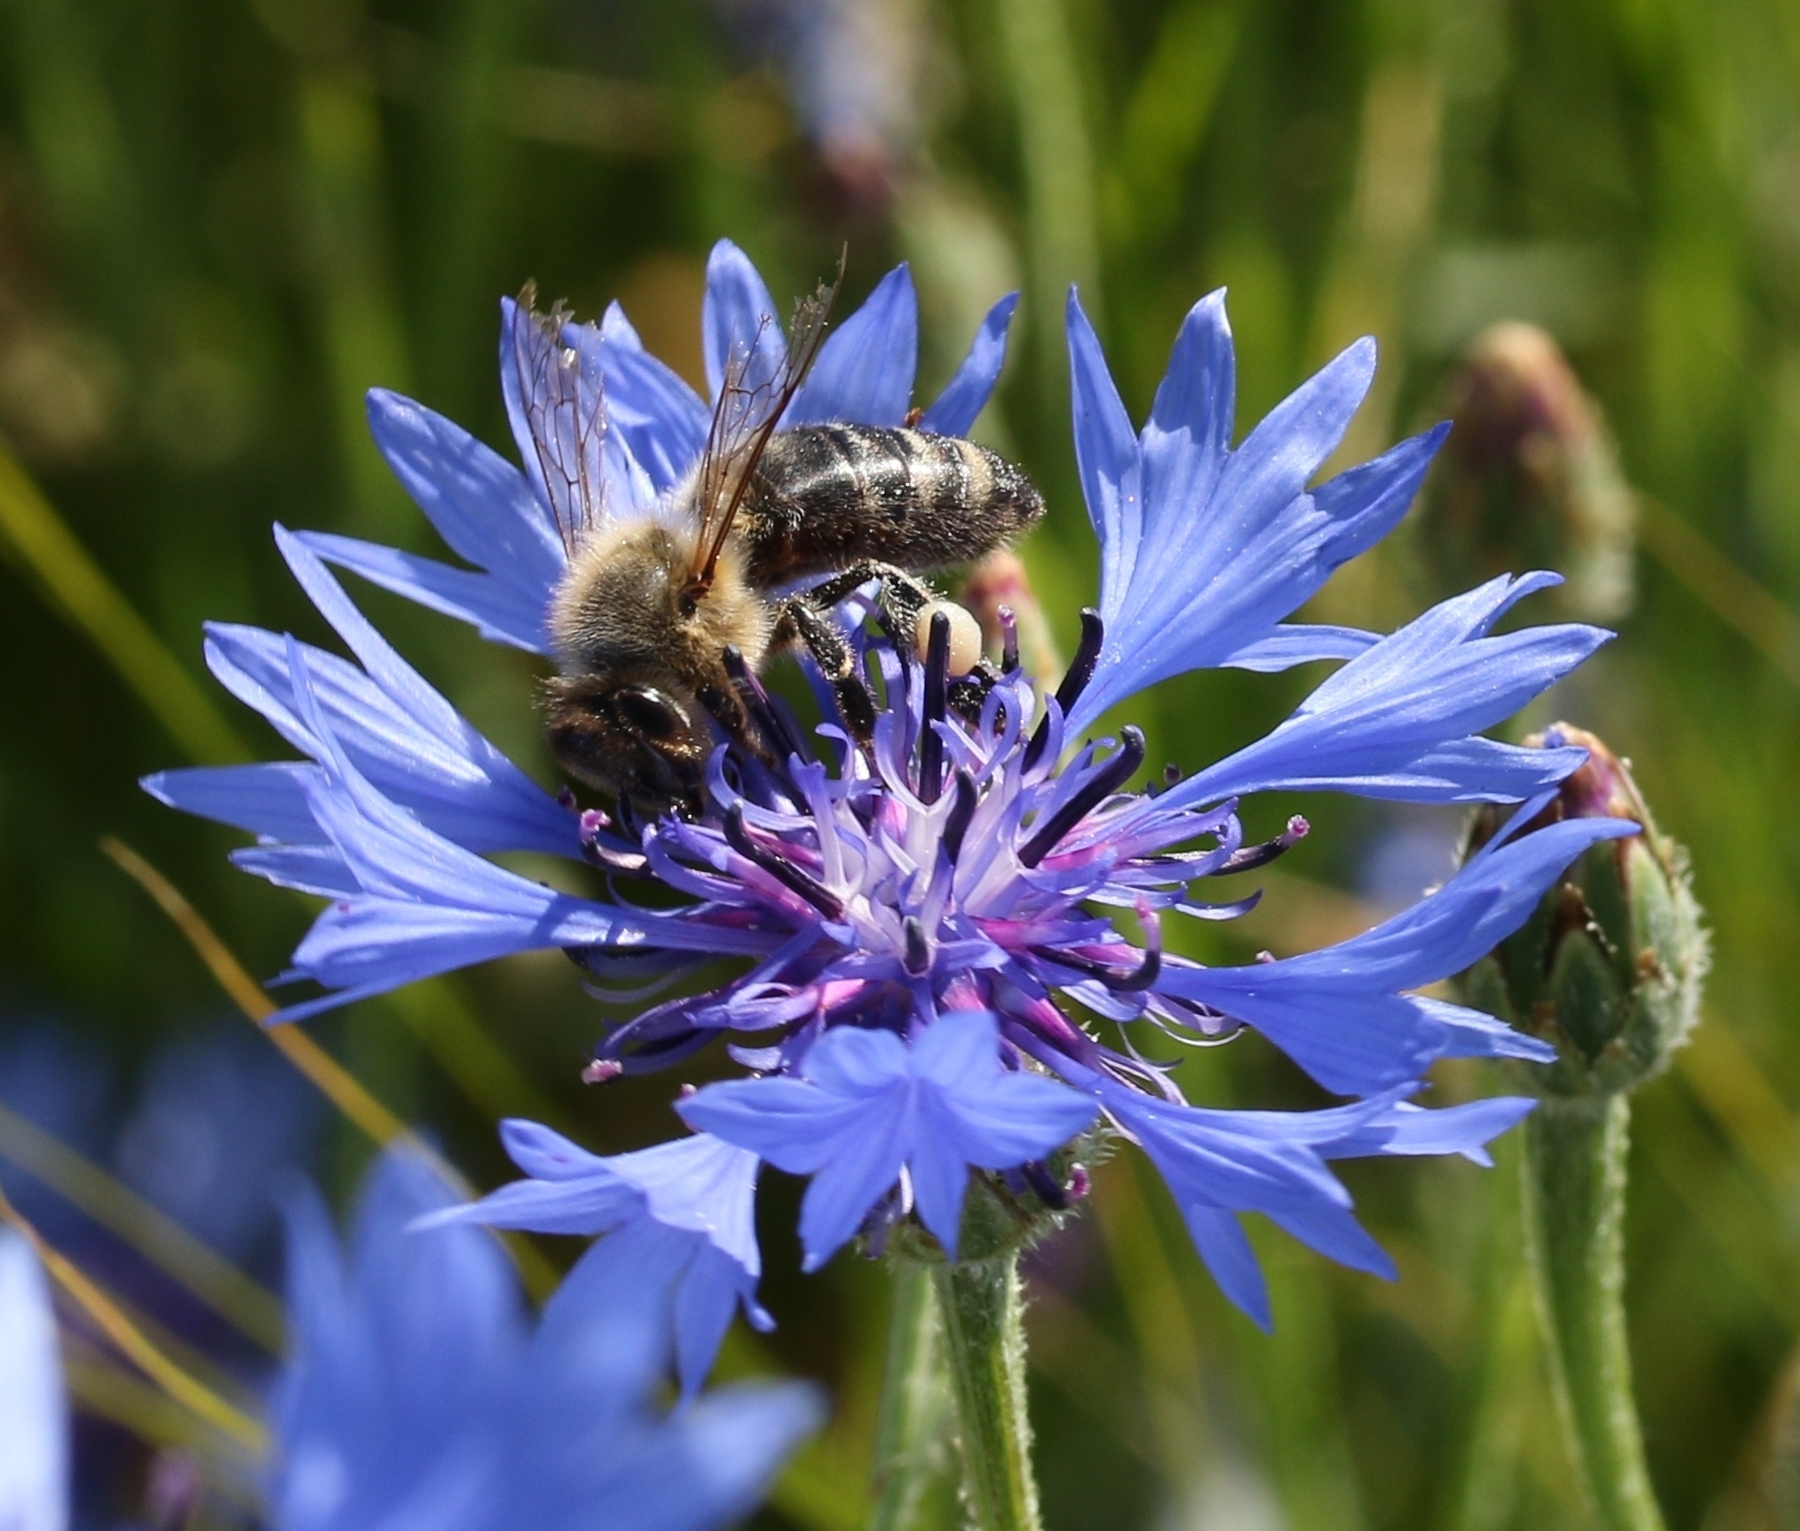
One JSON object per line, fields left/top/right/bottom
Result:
{"left": 549, "top": 520, "right": 773, "bottom": 684}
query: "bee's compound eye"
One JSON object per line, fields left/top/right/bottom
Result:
{"left": 915, "top": 601, "right": 985, "bottom": 678}
{"left": 616, "top": 686, "right": 691, "bottom": 742}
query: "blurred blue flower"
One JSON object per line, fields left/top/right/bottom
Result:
{"left": 0, "top": 1018, "right": 321, "bottom": 1365}
{"left": 0, "top": 1151, "right": 817, "bottom": 1531}
{"left": 712, "top": 0, "right": 924, "bottom": 211}
{"left": 115, "top": 1027, "right": 324, "bottom": 1270}
{"left": 271, "top": 1147, "right": 819, "bottom": 1531}
{"left": 0, "top": 1228, "right": 67, "bottom": 1531}
{"left": 151, "top": 240, "right": 1632, "bottom": 1329}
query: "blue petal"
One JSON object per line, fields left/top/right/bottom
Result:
{"left": 607, "top": 1133, "right": 764, "bottom": 1275}
{"left": 1138, "top": 290, "right": 1235, "bottom": 541}
{"left": 1264, "top": 1199, "right": 1397, "bottom": 1280}
{"left": 1164, "top": 573, "right": 1608, "bottom": 806}
{"left": 919, "top": 293, "right": 1018, "bottom": 437}
{"left": 143, "top": 761, "right": 323, "bottom": 843}
{"left": 232, "top": 842, "right": 360, "bottom": 897}
{"left": 196, "top": 540, "right": 577, "bottom": 861}
{"left": 365, "top": 386, "right": 564, "bottom": 612}
{"left": 1329, "top": 1096, "right": 1537, "bottom": 1167}
{"left": 1083, "top": 328, "right": 1379, "bottom": 722}
{"left": 273, "top": 1145, "right": 816, "bottom": 1528}
{"left": 703, "top": 240, "right": 786, "bottom": 400}
{"left": 301, "top": 531, "right": 551, "bottom": 654}
{"left": 420, "top": 1127, "right": 766, "bottom": 1397}
{"left": 1154, "top": 817, "right": 1637, "bottom": 1093}
{"left": 1211, "top": 624, "right": 1379, "bottom": 672}
{"left": 644, "top": 1382, "right": 824, "bottom": 1525}
{"left": 528, "top": 1218, "right": 684, "bottom": 1409}
{"left": 914, "top": 1012, "right": 1098, "bottom": 1162}
{"left": 674, "top": 1244, "right": 766, "bottom": 1399}
{"left": 678, "top": 1073, "right": 878, "bottom": 1173}
{"left": 684, "top": 1016, "right": 1091, "bottom": 1266}
{"left": 269, "top": 1149, "right": 529, "bottom": 1531}
{"left": 0, "top": 1230, "right": 67, "bottom": 1530}
{"left": 1181, "top": 1207, "right": 1271, "bottom": 1330}
{"left": 680, "top": 1034, "right": 910, "bottom": 1269}
{"left": 793, "top": 1097, "right": 909, "bottom": 1270}
{"left": 415, "top": 1173, "right": 641, "bottom": 1237}
{"left": 564, "top": 311, "right": 709, "bottom": 494}
{"left": 1056, "top": 1068, "right": 1505, "bottom": 1325}
{"left": 346, "top": 1151, "right": 525, "bottom": 1394}
{"left": 499, "top": 1118, "right": 612, "bottom": 1181}
{"left": 787, "top": 264, "right": 919, "bottom": 426}
{"left": 269, "top": 648, "right": 765, "bottom": 1019}
{"left": 1064, "top": 294, "right": 1457, "bottom": 728}
{"left": 1067, "top": 290, "right": 1144, "bottom": 641}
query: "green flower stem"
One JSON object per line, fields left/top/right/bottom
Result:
{"left": 1520, "top": 1094, "right": 1665, "bottom": 1531}
{"left": 931, "top": 1255, "right": 1043, "bottom": 1531}
{"left": 869, "top": 1261, "right": 953, "bottom": 1531}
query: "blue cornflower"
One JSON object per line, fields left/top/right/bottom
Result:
{"left": 0, "top": 1150, "right": 818, "bottom": 1531}
{"left": 150, "top": 240, "right": 1632, "bottom": 1333}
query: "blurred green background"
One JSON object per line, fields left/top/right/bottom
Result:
{"left": 1, "top": 0, "right": 1798, "bottom": 1527}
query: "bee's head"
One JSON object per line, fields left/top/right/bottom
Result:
{"left": 542, "top": 670, "right": 711, "bottom": 813}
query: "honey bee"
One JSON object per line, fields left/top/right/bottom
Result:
{"left": 524, "top": 270, "right": 1045, "bottom": 810}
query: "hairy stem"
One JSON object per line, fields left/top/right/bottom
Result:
{"left": 932, "top": 1256, "right": 1042, "bottom": 1531}
{"left": 869, "top": 1262, "right": 954, "bottom": 1531}
{"left": 1521, "top": 1094, "right": 1665, "bottom": 1531}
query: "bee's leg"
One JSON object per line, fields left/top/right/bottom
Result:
{"left": 802, "top": 561, "right": 936, "bottom": 648}
{"left": 780, "top": 596, "right": 878, "bottom": 745}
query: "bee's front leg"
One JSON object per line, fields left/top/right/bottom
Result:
{"left": 777, "top": 596, "right": 878, "bottom": 746}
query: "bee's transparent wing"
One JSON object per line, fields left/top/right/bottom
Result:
{"left": 504, "top": 288, "right": 609, "bottom": 557}
{"left": 688, "top": 269, "right": 840, "bottom": 592}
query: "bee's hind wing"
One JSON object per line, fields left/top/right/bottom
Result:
{"left": 504, "top": 287, "right": 612, "bottom": 557}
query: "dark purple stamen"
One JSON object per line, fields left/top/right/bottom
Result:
{"left": 902, "top": 916, "right": 931, "bottom": 976}
{"left": 723, "top": 805, "right": 844, "bottom": 918}
{"left": 1031, "top": 940, "right": 1160, "bottom": 992}
{"left": 919, "top": 610, "right": 950, "bottom": 805}
{"left": 942, "top": 770, "right": 977, "bottom": 861}
{"left": 592, "top": 1026, "right": 717, "bottom": 1073}
{"left": 1055, "top": 608, "right": 1106, "bottom": 714}
{"left": 1023, "top": 608, "right": 1104, "bottom": 771}
{"left": 721, "top": 645, "right": 808, "bottom": 763}
{"left": 999, "top": 605, "right": 1020, "bottom": 673}
{"left": 1018, "top": 725, "right": 1146, "bottom": 868}
{"left": 1217, "top": 815, "right": 1309, "bottom": 875}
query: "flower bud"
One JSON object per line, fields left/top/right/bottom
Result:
{"left": 1423, "top": 324, "right": 1637, "bottom": 622}
{"left": 1459, "top": 725, "right": 1707, "bottom": 1097}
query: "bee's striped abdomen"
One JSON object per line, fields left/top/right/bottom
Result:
{"left": 741, "top": 426, "right": 1044, "bottom": 585}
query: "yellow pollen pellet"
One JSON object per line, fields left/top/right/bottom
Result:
{"left": 914, "top": 600, "right": 984, "bottom": 677}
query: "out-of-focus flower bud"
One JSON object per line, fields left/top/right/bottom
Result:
{"left": 957, "top": 547, "right": 1064, "bottom": 685}
{"left": 1460, "top": 724, "right": 1707, "bottom": 1097}
{"left": 1423, "top": 324, "right": 1637, "bottom": 622}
